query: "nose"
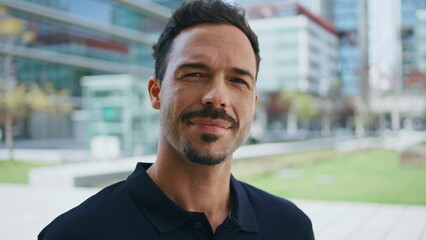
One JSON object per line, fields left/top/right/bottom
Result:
{"left": 201, "top": 79, "right": 229, "bottom": 108}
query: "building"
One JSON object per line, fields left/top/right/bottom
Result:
{"left": 364, "top": 0, "right": 426, "bottom": 131}
{"left": 82, "top": 74, "right": 159, "bottom": 156}
{"left": 415, "top": 9, "right": 426, "bottom": 75}
{"left": 328, "top": 0, "right": 369, "bottom": 97}
{"left": 236, "top": 0, "right": 333, "bottom": 18}
{"left": 403, "top": 0, "right": 426, "bottom": 93}
{"left": 239, "top": 0, "right": 426, "bottom": 131}
{"left": 238, "top": 0, "right": 361, "bottom": 96}
{"left": 240, "top": 2, "right": 341, "bottom": 139}
{"left": 245, "top": 2, "right": 339, "bottom": 96}
{"left": 0, "top": 0, "right": 184, "bottom": 151}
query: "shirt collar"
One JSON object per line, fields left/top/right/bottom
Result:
{"left": 126, "top": 162, "right": 193, "bottom": 233}
{"left": 230, "top": 175, "right": 259, "bottom": 232}
{"left": 126, "top": 162, "right": 258, "bottom": 234}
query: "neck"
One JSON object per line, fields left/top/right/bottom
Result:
{"left": 147, "top": 140, "right": 233, "bottom": 232}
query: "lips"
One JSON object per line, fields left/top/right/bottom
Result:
{"left": 181, "top": 106, "right": 238, "bottom": 128}
{"left": 188, "top": 118, "right": 232, "bottom": 135}
{"left": 189, "top": 118, "right": 232, "bottom": 129}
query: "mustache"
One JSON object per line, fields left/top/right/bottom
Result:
{"left": 181, "top": 106, "right": 238, "bottom": 128}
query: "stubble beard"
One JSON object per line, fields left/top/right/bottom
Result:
{"left": 183, "top": 133, "right": 227, "bottom": 166}
{"left": 164, "top": 106, "right": 253, "bottom": 167}
{"left": 182, "top": 123, "right": 252, "bottom": 166}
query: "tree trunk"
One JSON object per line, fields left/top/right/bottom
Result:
{"left": 321, "top": 115, "right": 331, "bottom": 137}
{"left": 287, "top": 112, "right": 298, "bottom": 136}
{"left": 355, "top": 114, "right": 365, "bottom": 138}
{"left": 391, "top": 97, "right": 401, "bottom": 131}
{"left": 5, "top": 112, "right": 14, "bottom": 161}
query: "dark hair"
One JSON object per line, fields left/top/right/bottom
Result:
{"left": 152, "top": 0, "right": 260, "bottom": 84}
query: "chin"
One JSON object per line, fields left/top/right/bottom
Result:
{"left": 183, "top": 144, "right": 229, "bottom": 166}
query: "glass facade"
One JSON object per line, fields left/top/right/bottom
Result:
{"left": 415, "top": 9, "right": 426, "bottom": 71}
{"left": 401, "top": 0, "right": 426, "bottom": 92}
{"left": 2, "top": 2, "right": 163, "bottom": 95}
{"left": 333, "top": 1, "right": 358, "bottom": 31}
{"left": 409, "top": 8, "right": 426, "bottom": 92}
{"left": 401, "top": 0, "right": 426, "bottom": 29}
{"left": 1, "top": 0, "right": 186, "bottom": 96}
{"left": 82, "top": 75, "right": 159, "bottom": 156}
{"left": 246, "top": 3, "right": 338, "bottom": 95}
{"left": 22, "top": 0, "right": 180, "bottom": 32}
{"left": 330, "top": 0, "right": 361, "bottom": 96}
{"left": 240, "top": 0, "right": 425, "bottom": 96}
{"left": 0, "top": 0, "right": 184, "bottom": 144}
{"left": 255, "top": 25, "right": 300, "bottom": 91}
{"left": 331, "top": 0, "right": 426, "bottom": 95}
{"left": 237, "top": 0, "right": 332, "bottom": 17}
{"left": 16, "top": 58, "right": 102, "bottom": 96}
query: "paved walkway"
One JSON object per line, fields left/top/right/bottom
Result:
{"left": 295, "top": 200, "right": 426, "bottom": 240}
{"left": 1, "top": 184, "right": 425, "bottom": 240}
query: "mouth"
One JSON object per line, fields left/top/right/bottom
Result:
{"left": 189, "top": 118, "right": 232, "bottom": 134}
{"left": 181, "top": 106, "right": 238, "bottom": 126}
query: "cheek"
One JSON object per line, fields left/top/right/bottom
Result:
{"left": 234, "top": 100, "right": 256, "bottom": 124}
{"left": 161, "top": 86, "right": 192, "bottom": 116}
{"left": 234, "top": 92, "right": 256, "bottom": 111}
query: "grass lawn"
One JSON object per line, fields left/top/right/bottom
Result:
{"left": 233, "top": 149, "right": 426, "bottom": 205}
{"left": 0, "top": 160, "right": 50, "bottom": 184}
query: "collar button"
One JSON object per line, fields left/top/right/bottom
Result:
{"left": 194, "top": 221, "right": 202, "bottom": 228}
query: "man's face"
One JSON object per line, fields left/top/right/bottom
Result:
{"left": 149, "top": 23, "right": 258, "bottom": 166}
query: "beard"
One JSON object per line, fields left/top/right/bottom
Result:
{"left": 180, "top": 107, "right": 237, "bottom": 166}
{"left": 162, "top": 105, "right": 253, "bottom": 167}
{"left": 183, "top": 134, "right": 227, "bottom": 166}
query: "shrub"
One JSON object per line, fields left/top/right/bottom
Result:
{"left": 400, "top": 142, "right": 426, "bottom": 166}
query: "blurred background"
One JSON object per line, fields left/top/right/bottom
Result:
{"left": 0, "top": 0, "right": 426, "bottom": 239}
{"left": 0, "top": 0, "right": 425, "bottom": 158}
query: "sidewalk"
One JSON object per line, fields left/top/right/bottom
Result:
{"left": 296, "top": 200, "right": 426, "bottom": 240}
{"left": 1, "top": 184, "right": 425, "bottom": 240}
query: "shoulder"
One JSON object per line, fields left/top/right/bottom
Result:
{"left": 236, "top": 180, "right": 314, "bottom": 238}
{"left": 238, "top": 181, "right": 305, "bottom": 215}
{"left": 38, "top": 181, "right": 132, "bottom": 240}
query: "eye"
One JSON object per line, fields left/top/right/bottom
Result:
{"left": 184, "top": 72, "right": 204, "bottom": 78}
{"left": 230, "top": 78, "right": 249, "bottom": 86}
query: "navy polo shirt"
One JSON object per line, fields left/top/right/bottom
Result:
{"left": 38, "top": 162, "right": 314, "bottom": 239}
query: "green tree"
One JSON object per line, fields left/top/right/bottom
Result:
{"left": 280, "top": 91, "right": 318, "bottom": 134}
{"left": 0, "top": 82, "right": 72, "bottom": 160}
{"left": 0, "top": 6, "right": 72, "bottom": 160}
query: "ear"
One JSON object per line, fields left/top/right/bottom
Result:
{"left": 255, "top": 91, "right": 259, "bottom": 104}
{"left": 148, "top": 77, "right": 161, "bottom": 110}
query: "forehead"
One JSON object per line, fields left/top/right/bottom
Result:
{"left": 166, "top": 24, "right": 257, "bottom": 74}
{"left": 174, "top": 23, "right": 248, "bottom": 44}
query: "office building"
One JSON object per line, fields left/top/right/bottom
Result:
{"left": 245, "top": 2, "right": 339, "bottom": 96}
{"left": 0, "top": 0, "right": 184, "bottom": 154}
{"left": 330, "top": 0, "right": 368, "bottom": 96}
{"left": 236, "top": 0, "right": 333, "bottom": 18}
{"left": 82, "top": 74, "right": 159, "bottom": 156}
{"left": 402, "top": 0, "right": 426, "bottom": 92}
{"left": 368, "top": 0, "right": 426, "bottom": 129}
{"left": 238, "top": 0, "right": 359, "bottom": 96}
{"left": 415, "top": 9, "right": 426, "bottom": 74}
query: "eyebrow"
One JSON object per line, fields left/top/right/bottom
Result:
{"left": 175, "top": 62, "right": 255, "bottom": 82}
{"left": 230, "top": 67, "right": 255, "bottom": 82}
{"left": 174, "top": 63, "right": 209, "bottom": 76}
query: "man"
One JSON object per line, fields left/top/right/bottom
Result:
{"left": 38, "top": 0, "right": 314, "bottom": 239}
